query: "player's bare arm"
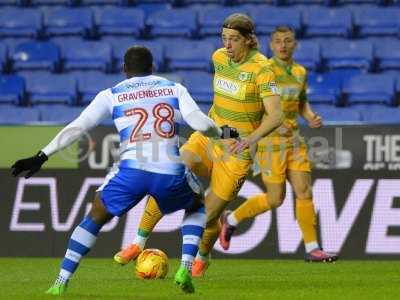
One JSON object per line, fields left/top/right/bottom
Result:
{"left": 230, "top": 95, "right": 283, "bottom": 153}
{"left": 299, "top": 101, "right": 322, "bottom": 128}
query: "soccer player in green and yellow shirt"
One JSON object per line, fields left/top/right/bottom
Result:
{"left": 220, "top": 26, "right": 338, "bottom": 262}
{"left": 114, "top": 14, "right": 283, "bottom": 275}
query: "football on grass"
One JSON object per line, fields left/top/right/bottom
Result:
{"left": 135, "top": 249, "right": 168, "bottom": 279}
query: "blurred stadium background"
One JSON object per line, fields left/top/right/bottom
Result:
{"left": 1, "top": 0, "right": 400, "bottom": 263}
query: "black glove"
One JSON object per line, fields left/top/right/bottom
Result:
{"left": 220, "top": 125, "right": 240, "bottom": 139}
{"left": 11, "top": 151, "right": 48, "bottom": 178}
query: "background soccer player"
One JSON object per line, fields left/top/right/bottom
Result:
{"left": 114, "top": 14, "right": 283, "bottom": 276}
{"left": 219, "top": 26, "right": 338, "bottom": 262}
{"left": 11, "top": 46, "right": 240, "bottom": 295}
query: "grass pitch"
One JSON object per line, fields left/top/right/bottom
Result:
{"left": 0, "top": 258, "right": 399, "bottom": 300}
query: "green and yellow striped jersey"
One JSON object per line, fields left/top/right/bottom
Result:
{"left": 209, "top": 48, "right": 279, "bottom": 138}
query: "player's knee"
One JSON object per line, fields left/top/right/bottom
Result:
{"left": 268, "top": 196, "right": 284, "bottom": 208}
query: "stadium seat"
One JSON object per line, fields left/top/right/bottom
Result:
{"left": 0, "top": 8, "right": 42, "bottom": 38}
{"left": 44, "top": 7, "right": 94, "bottom": 38}
{"left": 200, "top": 36, "right": 223, "bottom": 49}
{"left": 73, "top": 71, "right": 124, "bottom": 105}
{"left": 0, "top": 43, "right": 7, "bottom": 73}
{"left": 354, "top": 7, "right": 400, "bottom": 37}
{"left": 165, "top": 40, "right": 214, "bottom": 72}
{"left": 336, "top": 0, "right": 383, "bottom": 4}
{"left": 60, "top": 40, "right": 113, "bottom": 72}
{"left": 312, "top": 105, "right": 362, "bottom": 123}
{"left": 0, "top": 0, "right": 26, "bottom": 5}
{"left": 307, "top": 72, "right": 341, "bottom": 105}
{"left": 0, "top": 105, "right": 40, "bottom": 124}
{"left": 234, "top": 0, "right": 281, "bottom": 5}
{"left": 11, "top": 41, "right": 60, "bottom": 72}
{"left": 177, "top": 71, "right": 213, "bottom": 103}
{"left": 181, "top": 0, "right": 230, "bottom": 4}
{"left": 146, "top": 8, "right": 197, "bottom": 38}
{"left": 21, "top": 72, "right": 77, "bottom": 105}
{"left": 198, "top": 103, "right": 212, "bottom": 114}
{"left": 1, "top": 38, "right": 31, "bottom": 55}
{"left": 293, "top": 40, "right": 320, "bottom": 71}
{"left": 94, "top": 7, "right": 145, "bottom": 37}
{"left": 31, "top": 0, "right": 76, "bottom": 5}
{"left": 198, "top": 7, "right": 247, "bottom": 36}
{"left": 38, "top": 104, "right": 82, "bottom": 123}
{"left": 303, "top": 7, "right": 353, "bottom": 38}
{"left": 343, "top": 74, "right": 396, "bottom": 106}
{"left": 258, "top": 36, "right": 271, "bottom": 57}
{"left": 321, "top": 39, "right": 374, "bottom": 71}
{"left": 248, "top": 6, "right": 302, "bottom": 35}
{"left": 359, "top": 105, "right": 400, "bottom": 124}
{"left": 286, "top": 0, "right": 330, "bottom": 4}
{"left": 81, "top": 0, "right": 128, "bottom": 5}
{"left": 375, "top": 39, "right": 400, "bottom": 71}
{"left": 0, "top": 75, "right": 25, "bottom": 105}
{"left": 104, "top": 37, "right": 165, "bottom": 72}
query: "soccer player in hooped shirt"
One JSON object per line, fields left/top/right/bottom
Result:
{"left": 219, "top": 26, "right": 339, "bottom": 263}
{"left": 114, "top": 14, "right": 283, "bottom": 276}
{"left": 11, "top": 46, "right": 240, "bottom": 295}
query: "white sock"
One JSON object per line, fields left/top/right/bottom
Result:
{"left": 305, "top": 241, "right": 319, "bottom": 253}
{"left": 133, "top": 235, "right": 148, "bottom": 250}
{"left": 227, "top": 213, "right": 238, "bottom": 227}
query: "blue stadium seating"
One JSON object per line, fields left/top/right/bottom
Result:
{"left": 198, "top": 7, "right": 247, "bottom": 36}
{"left": 286, "top": 0, "right": 330, "bottom": 4}
{"left": 44, "top": 7, "right": 94, "bottom": 37}
{"left": 0, "top": 105, "right": 40, "bottom": 124}
{"left": 303, "top": 7, "right": 353, "bottom": 38}
{"left": 336, "top": 0, "right": 383, "bottom": 4}
{"left": 375, "top": 39, "right": 400, "bottom": 71}
{"left": 60, "top": 40, "right": 112, "bottom": 72}
{"left": 0, "top": 8, "right": 42, "bottom": 38}
{"left": 165, "top": 40, "right": 214, "bottom": 72}
{"left": 354, "top": 7, "right": 400, "bottom": 37}
{"left": 81, "top": 0, "right": 128, "bottom": 5}
{"left": 321, "top": 39, "right": 374, "bottom": 71}
{"left": 248, "top": 6, "right": 302, "bottom": 35}
{"left": 307, "top": 72, "right": 341, "bottom": 105}
{"left": 0, "top": 43, "right": 7, "bottom": 73}
{"left": 38, "top": 104, "right": 82, "bottom": 123}
{"left": 104, "top": 37, "right": 165, "bottom": 72}
{"left": 94, "top": 7, "right": 145, "bottom": 37}
{"left": 21, "top": 72, "right": 77, "bottom": 105}
{"left": 31, "top": 0, "right": 75, "bottom": 5}
{"left": 359, "top": 105, "right": 400, "bottom": 124}
{"left": 178, "top": 71, "right": 213, "bottom": 102}
{"left": 0, "top": 0, "right": 25, "bottom": 5}
{"left": 12, "top": 41, "right": 60, "bottom": 72}
{"left": 0, "top": 75, "right": 25, "bottom": 105}
{"left": 293, "top": 40, "right": 320, "bottom": 71}
{"left": 147, "top": 8, "right": 198, "bottom": 38}
{"left": 343, "top": 74, "right": 396, "bottom": 106}
{"left": 182, "top": 0, "right": 230, "bottom": 4}
{"left": 312, "top": 105, "right": 362, "bottom": 122}
{"left": 1, "top": 38, "right": 31, "bottom": 54}
{"left": 73, "top": 71, "right": 124, "bottom": 104}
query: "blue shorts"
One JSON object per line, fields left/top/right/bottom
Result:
{"left": 100, "top": 167, "right": 196, "bottom": 216}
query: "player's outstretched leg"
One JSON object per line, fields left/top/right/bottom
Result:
{"left": 45, "top": 215, "right": 103, "bottom": 296}
{"left": 175, "top": 205, "right": 206, "bottom": 293}
{"left": 114, "top": 196, "right": 163, "bottom": 265}
{"left": 46, "top": 194, "right": 111, "bottom": 296}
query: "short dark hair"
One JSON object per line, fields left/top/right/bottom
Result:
{"left": 124, "top": 46, "right": 153, "bottom": 74}
{"left": 271, "top": 26, "right": 296, "bottom": 38}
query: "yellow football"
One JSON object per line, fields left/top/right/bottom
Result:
{"left": 135, "top": 248, "right": 168, "bottom": 279}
